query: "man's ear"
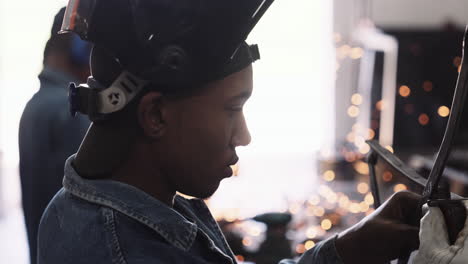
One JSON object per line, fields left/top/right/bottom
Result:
{"left": 137, "top": 92, "right": 167, "bottom": 139}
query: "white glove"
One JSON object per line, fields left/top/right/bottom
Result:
{"left": 413, "top": 201, "right": 468, "bottom": 264}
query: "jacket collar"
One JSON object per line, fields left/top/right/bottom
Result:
{"left": 62, "top": 155, "right": 198, "bottom": 251}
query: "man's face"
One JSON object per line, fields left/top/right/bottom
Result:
{"left": 160, "top": 65, "right": 253, "bottom": 199}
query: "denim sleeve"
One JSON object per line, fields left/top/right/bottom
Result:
{"left": 279, "top": 236, "right": 344, "bottom": 264}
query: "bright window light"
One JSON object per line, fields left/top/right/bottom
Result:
{"left": 209, "top": 0, "right": 334, "bottom": 219}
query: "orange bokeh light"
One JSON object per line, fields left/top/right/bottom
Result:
{"left": 399, "top": 85, "right": 411, "bottom": 98}
{"left": 418, "top": 113, "right": 429, "bottom": 126}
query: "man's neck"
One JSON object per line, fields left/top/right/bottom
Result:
{"left": 112, "top": 144, "right": 176, "bottom": 207}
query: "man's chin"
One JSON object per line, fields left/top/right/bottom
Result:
{"left": 198, "top": 187, "right": 219, "bottom": 200}
{"left": 182, "top": 182, "right": 221, "bottom": 200}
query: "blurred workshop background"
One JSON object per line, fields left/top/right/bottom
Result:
{"left": 1, "top": 0, "right": 468, "bottom": 263}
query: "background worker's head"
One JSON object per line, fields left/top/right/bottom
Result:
{"left": 43, "top": 7, "right": 91, "bottom": 82}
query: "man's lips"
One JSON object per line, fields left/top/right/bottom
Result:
{"left": 228, "top": 156, "right": 239, "bottom": 166}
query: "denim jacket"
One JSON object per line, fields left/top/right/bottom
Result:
{"left": 38, "top": 156, "right": 343, "bottom": 264}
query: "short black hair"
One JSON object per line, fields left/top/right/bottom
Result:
{"left": 43, "top": 34, "right": 74, "bottom": 65}
{"left": 43, "top": 7, "right": 73, "bottom": 65}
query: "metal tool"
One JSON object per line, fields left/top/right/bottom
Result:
{"left": 366, "top": 25, "right": 468, "bottom": 263}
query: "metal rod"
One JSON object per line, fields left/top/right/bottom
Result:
{"left": 423, "top": 26, "right": 468, "bottom": 202}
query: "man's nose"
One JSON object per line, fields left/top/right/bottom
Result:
{"left": 231, "top": 114, "right": 251, "bottom": 147}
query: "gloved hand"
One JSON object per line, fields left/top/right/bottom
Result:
{"left": 413, "top": 201, "right": 468, "bottom": 264}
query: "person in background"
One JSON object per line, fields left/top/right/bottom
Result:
{"left": 18, "top": 7, "right": 91, "bottom": 264}
{"left": 253, "top": 213, "right": 294, "bottom": 264}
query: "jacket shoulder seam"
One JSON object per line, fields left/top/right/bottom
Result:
{"left": 102, "top": 207, "right": 128, "bottom": 264}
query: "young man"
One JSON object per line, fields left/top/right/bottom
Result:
{"left": 19, "top": 7, "right": 91, "bottom": 264}
{"left": 38, "top": 1, "right": 421, "bottom": 263}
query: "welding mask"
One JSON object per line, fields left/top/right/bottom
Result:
{"left": 61, "top": 0, "right": 272, "bottom": 85}
{"left": 62, "top": 0, "right": 273, "bottom": 120}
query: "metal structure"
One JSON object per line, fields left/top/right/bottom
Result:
{"left": 353, "top": 23, "right": 398, "bottom": 148}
